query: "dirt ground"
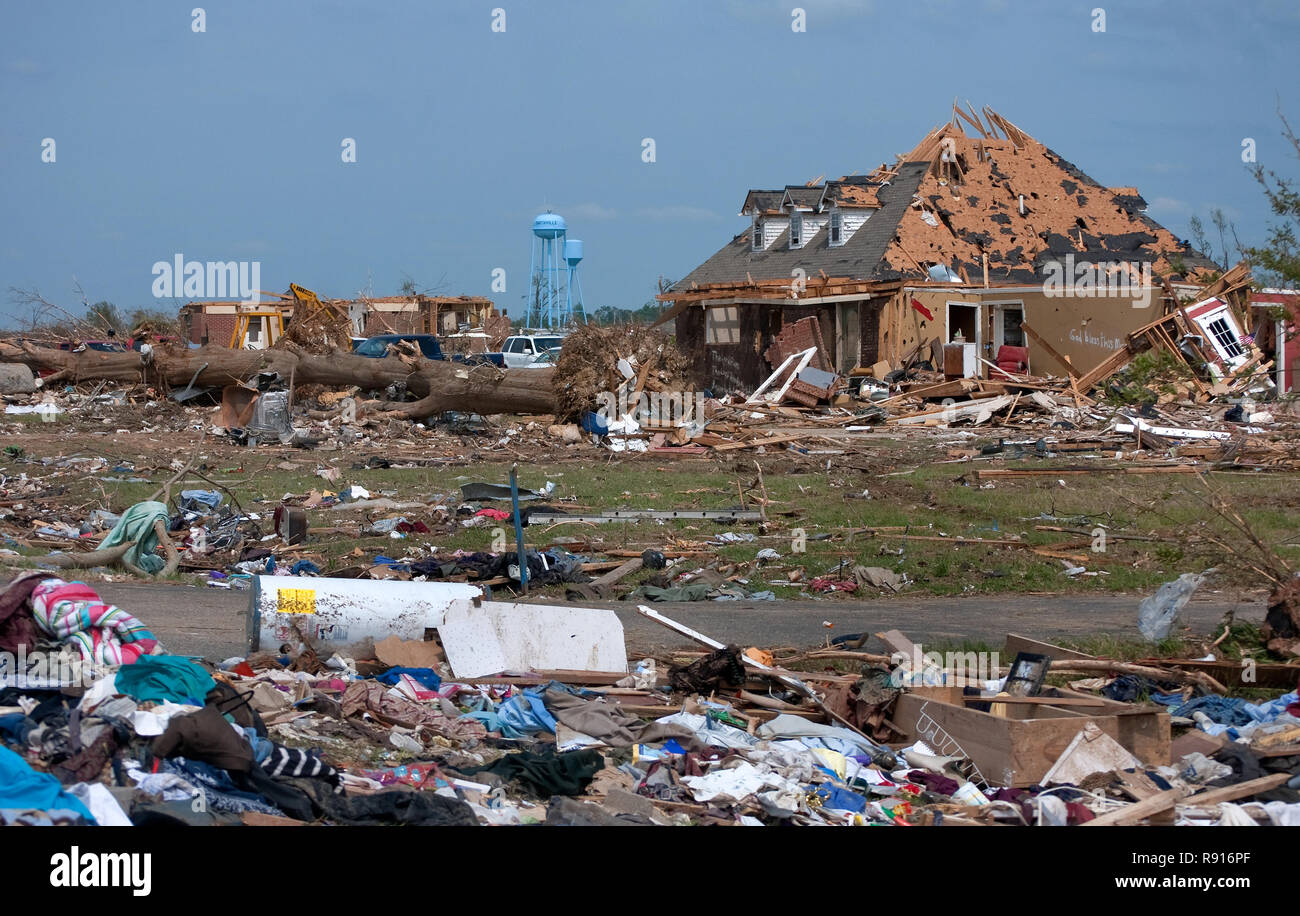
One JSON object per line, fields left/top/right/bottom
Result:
{"left": 77, "top": 579, "right": 1267, "bottom": 662}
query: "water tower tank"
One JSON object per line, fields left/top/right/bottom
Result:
{"left": 564, "top": 239, "right": 583, "bottom": 266}
{"left": 533, "top": 212, "right": 567, "bottom": 239}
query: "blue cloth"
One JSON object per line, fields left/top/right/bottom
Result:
{"left": 242, "top": 728, "right": 274, "bottom": 765}
{"left": 494, "top": 688, "right": 558, "bottom": 738}
{"left": 115, "top": 655, "right": 216, "bottom": 705}
{"left": 180, "top": 490, "right": 223, "bottom": 510}
{"left": 291, "top": 559, "right": 320, "bottom": 576}
{"left": 1172, "top": 695, "right": 1253, "bottom": 726}
{"left": 375, "top": 667, "right": 441, "bottom": 690}
{"left": 0, "top": 714, "right": 35, "bottom": 747}
{"left": 460, "top": 711, "right": 505, "bottom": 733}
{"left": 0, "top": 745, "right": 95, "bottom": 822}
{"left": 1186, "top": 690, "right": 1299, "bottom": 738}
{"left": 810, "top": 783, "right": 868, "bottom": 814}
{"left": 164, "top": 758, "right": 282, "bottom": 816}
{"left": 1148, "top": 692, "right": 1186, "bottom": 707}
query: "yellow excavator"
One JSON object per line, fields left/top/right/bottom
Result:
{"left": 229, "top": 283, "right": 341, "bottom": 349}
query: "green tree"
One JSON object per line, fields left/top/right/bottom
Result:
{"left": 86, "top": 301, "right": 126, "bottom": 336}
{"left": 1247, "top": 111, "right": 1300, "bottom": 288}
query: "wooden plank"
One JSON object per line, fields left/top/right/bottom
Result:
{"left": 875, "top": 628, "right": 919, "bottom": 661}
{"left": 590, "top": 557, "right": 643, "bottom": 589}
{"left": 1004, "top": 633, "right": 1096, "bottom": 662}
{"left": 960, "top": 696, "right": 1108, "bottom": 707}
{"left": 1075, "top": 344, "right": 1139, "bottom": 392}
{"left": 1081, "top": 787, "right": 1187, "bottom": 826}
{"left": 1018, "top": 320, "right": 1081, "bottom": 379}
{"left": 710, "top": 432, "right": 816, "bottom": 451}
{"left": 1183, "top": 773, "right": 1290, "bottom": 806}
{"left": 1135, "top": 657, "right": 1300, "bottom": 690}
{"left": 888, "top": 394, "right": 1015, "bottom": 425}
{"left": 976, "top": 466, "right": 1197, "bottom": 479}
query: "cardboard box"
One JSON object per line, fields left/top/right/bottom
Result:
{"left": 892, "top": 686, "right": 1170, "bottom": 788}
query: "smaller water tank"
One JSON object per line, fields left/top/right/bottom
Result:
{"left": 564, "top": 239, "right": 584, "bottom": 265}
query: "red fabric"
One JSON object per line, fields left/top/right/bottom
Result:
{"left": 995, "top": 345, "right": 1029, "bottom": 372}
{"left": 0, "top": 572, "right": 57, "bottom": 654}
{"left": 910, "top": 298, "right": 934, "bottom": 322}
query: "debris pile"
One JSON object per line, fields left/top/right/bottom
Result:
{"left": 2, "top": 574, "right": 1296, "bottom": 827}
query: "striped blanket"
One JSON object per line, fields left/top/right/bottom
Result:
{"left": 30, "top": 578, "right": 161, "bottom": 666}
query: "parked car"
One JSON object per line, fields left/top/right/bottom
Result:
{"left": 57, "top": 340, "right": 127, "bottom": 353}
{"left": 525, "top": 348, "right": 561, "bottom": 367}
{"left": 499, "top": 334, "right": 565, "bottom": 368}
{"left": 353, "top": 334, "right": 501, "bottom": 366}
{"left": 354, "top": 334, "right": 445, "bottom": 359}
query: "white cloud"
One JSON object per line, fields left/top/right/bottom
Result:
{"left": 566, "top": 203, "right": 618, "bottom": 221}
{"left": 637, "top": 205, "right": 721, "bottom": 222}
{"left": 5, "top": 59, "right": 44, "bottom": 75}
{"left": 722, "top": 0, "right": 873, "bottom": 23}
{"left": 1148, "top": 197, "right": 1191, "bottom": 215}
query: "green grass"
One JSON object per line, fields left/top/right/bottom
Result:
{"left": 5, "top": 439, "right": 1300, "bottom": 603}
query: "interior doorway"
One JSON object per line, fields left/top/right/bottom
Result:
{"left": 946, "top": 302, "right": 980, "bottom": 346}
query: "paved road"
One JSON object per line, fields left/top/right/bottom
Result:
{"left": 73, "top": 581, "right": 1266, "bottom": 660}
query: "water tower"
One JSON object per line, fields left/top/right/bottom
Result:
{"left": 526, "top": 212, "right": 586, "bottom": 327}
{"left": 564, "top": 238, "right": 586, "bottom": 324}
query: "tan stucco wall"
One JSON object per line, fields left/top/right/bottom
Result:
{"left": 882, "top": 287, "right": 1160, "bottom": 376}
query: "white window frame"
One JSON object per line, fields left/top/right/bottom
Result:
{"left": 1191, "top": 304, "right": 1249, "bottom": 369}
{"left": 752, "top": 218, "right": 764, "bottom": 251}
{"left": 790, "top": 213, "right": 803, "bottom": 249}
{"left": 829, "top": 210, "right": 842, "bottom": 246}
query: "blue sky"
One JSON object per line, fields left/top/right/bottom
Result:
{"left": 1, "top": 0, "right": 1297, "bottom": 327}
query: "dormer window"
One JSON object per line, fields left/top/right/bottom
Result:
{"left": 790, "top": 213, "right": 803, "bottom": 249}
{"left": 752, "top": 218, "right": 764, "bottom": 251}
{"left": 829, "top": 210, "right": 842, "bottom": 246}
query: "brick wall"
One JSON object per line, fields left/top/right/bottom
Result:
{"left": 201, "top": 314, "right": 238, "bottom": 347}
{"left": 364, "top": 311, "right": 422, "bottom": 336}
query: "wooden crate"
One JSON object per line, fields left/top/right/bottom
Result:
{"left": 892, "top": 686, "right": 1170, "bottom": 788}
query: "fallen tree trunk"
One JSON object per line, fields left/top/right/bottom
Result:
{"left": 0, "top": 341, "right": 558, "bottom": 416}
{"left": 41, "top": 541, "right": 136, "bottom": 569}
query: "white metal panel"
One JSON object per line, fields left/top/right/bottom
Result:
{"left": 436, "top": 599, "right": 627, "bottom": 678}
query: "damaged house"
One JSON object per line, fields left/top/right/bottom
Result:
{"left": 182, "top": 293, "right": 504, "bottom": 350}
{"left": 660, "top": 105, "right": 1224, "bottom": 394}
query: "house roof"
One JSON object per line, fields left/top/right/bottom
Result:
{"left": 675, "top": 162, "right": 929, "bottom": 290}
{"left": 672, "top": 106, "right": 1217, "bottom": 296}
{"left": 740, "top": 190, "right": 785, "bottom": 215}
{"left": 821, "top": 178, "right": 883, "bottom": 209}
{"left": 781, "top": 186, "right": 824, "bottom": 210}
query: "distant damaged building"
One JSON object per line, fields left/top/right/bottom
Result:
{"left": 182, "top": 292, "right": 502, "bottom": 350}
{"left": 661, "top": 105, "right": 1222, "bottom": 394}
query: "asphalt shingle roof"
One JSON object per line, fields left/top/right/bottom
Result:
{"left": 674, "top": 161, "right": 929, "bottom": 291}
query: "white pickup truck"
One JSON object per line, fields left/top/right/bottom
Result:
{"left": 500, "top": 334, "right": 565, "bottom": 368}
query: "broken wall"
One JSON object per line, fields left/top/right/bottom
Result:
{"left": 887, "top": 287, "right": 1163, "bottom": 377}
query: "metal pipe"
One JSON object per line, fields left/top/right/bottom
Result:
{"left": 510, "top": 463, "right": 528, "bottom": 593}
